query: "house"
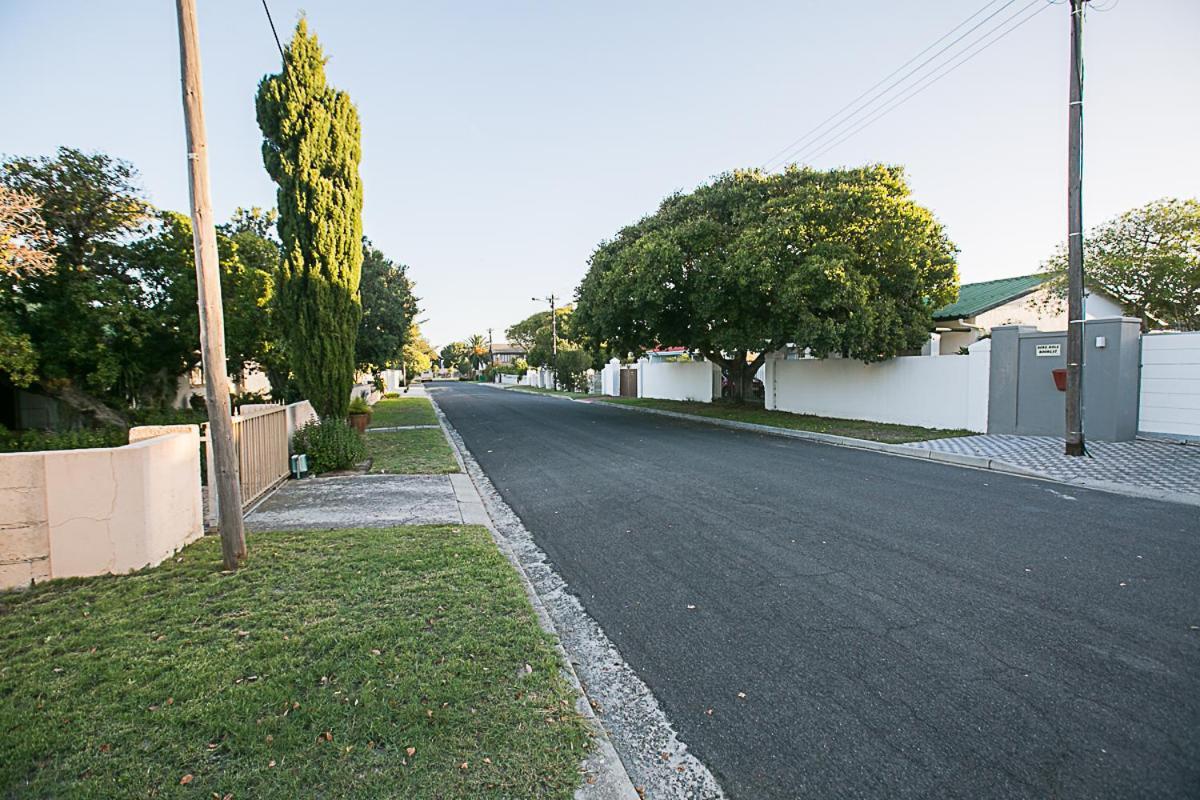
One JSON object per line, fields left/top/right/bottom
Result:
{"left": 932, "top": 274, "right": 1124, "bottom": 354}
{"left": 490, "top": 342, "right": 527, "bottom": 365}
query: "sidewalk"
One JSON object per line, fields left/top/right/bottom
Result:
{"left": 245, "top": 473, "right": 483, "bottom": 530}
{"left": 906, "top": 434, "right": 1200, "bottom": 505}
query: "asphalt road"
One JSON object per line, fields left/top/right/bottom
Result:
{"left": 431, "top": 382, "right": 1200, "bottom": 799}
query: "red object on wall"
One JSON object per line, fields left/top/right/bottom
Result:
{"left": 1052, "top": 368, "right": 1067, "bottom": 392}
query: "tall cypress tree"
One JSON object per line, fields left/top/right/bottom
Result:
{"left": 255, "top": 18, "right": 363, "bottom": 419}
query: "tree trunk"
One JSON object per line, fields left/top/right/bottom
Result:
{"left": 45, "top": 383, "right": 129, "bottom": 429}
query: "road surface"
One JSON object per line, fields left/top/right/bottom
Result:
{"left": 431, "top": 381, "right": 1199, "bottom": 799}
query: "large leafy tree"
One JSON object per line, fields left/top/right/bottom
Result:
{"left": 0, "top": 186, "right": 54, "bottom": 386}
{"left": 575, "top": 165, "right": 958, "bottom": 400}
{"left": 0, "top": 148, "right": 154, "bottom": 418}
{"left": 1040, "top": 198, "right": 1199, "bottom": 331}
{"left": 256, "top": 18, "right": 364, "bottom": 418}
{"left": 123, "top": 208, "right": 284, "bottom": 394}
{"left": 356, "top": 240, "right": 418, "bottom": 376}
{"left": 439, "top": 341, "right": 472, "bottom": 375}
{"left": 505, "top": 306, "right": 576, "bottom": 368}
{"left": 402, "top": 324, "right": 437, "bottom": 377}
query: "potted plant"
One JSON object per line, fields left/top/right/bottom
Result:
{"left": 347, "top": 396, "right": 372, "bottom": 433}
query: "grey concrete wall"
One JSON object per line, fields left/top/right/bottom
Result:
{"left": 988, "top": 318, "right": 1142, "bottom": 441}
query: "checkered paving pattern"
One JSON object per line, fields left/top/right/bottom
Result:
{"left": 907, "top": 435, "right": 1200, "bottom": 500}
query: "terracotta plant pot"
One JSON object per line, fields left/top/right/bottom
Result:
{"left": 1051, "top": 368, "right": 1067, "bottom": 392}
{"left": 348, "top": 412, "right": 370, "bottom": 433}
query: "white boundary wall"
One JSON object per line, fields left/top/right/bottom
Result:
{"left": 0, "top": 426, "right": 203, "bottom": 590}
{"left": 600, "top": 359, "right": 621, "bottom": 397}
{"left": 765, "top": 339, "right": 990, "bottom": 432}
{"left": 1139, "top": 331, "right": 1200, "bottom": 439}
{"left": 638, "top": 358, "right": 718, "bottom": 402}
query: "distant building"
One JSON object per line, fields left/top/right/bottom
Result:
{"left": 932, "top": 274, "right": 1124, "bottom": 354}
{"left": 490, "top": 342, "right": 527, "bottom": 365}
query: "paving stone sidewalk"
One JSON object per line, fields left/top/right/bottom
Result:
{"left": 246, "top": 473, "right": 485, "bottom": 531}
{"left": 907, "top": 434, "right": 1200, "bottom": 503}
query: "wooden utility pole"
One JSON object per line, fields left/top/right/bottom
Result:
{"left": 176, "top": 0, "right": 246, "bottom": 567}
{"left": 1064, "top": 0, "right": 1088, "bottom": 456}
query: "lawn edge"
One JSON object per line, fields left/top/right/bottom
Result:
{"left": 428, "top": 391, "right": 652, "bottom": 800}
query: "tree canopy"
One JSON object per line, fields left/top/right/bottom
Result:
{"left": 574, "top": 165, "right": 958, "bottom": 398}
{"left": 0, "top": 148, "right": 286, "bottom": 411}
{"left": 439, "top": 341, "right": 473, "bottom": 375}
{"left": 257, "top": 18, "right": 364, "bottom": 419}
{"left": 0, "top": 186, "right": 54, "bottom": 386}
{"left": 1040, "top": 198, "right": 1199, "bottom": 331}
{"left": 505, "top": 306, "right": 576, "bottom": 368}
{"left": 356, "top": 240, "right": 419, "bottom": 375}
{"left": 402, "top": 325, "right": 437, "bottom": 377}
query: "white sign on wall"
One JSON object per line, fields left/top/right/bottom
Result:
{"left": 1035, "top": 344, "right": 1062, "bottom": 357}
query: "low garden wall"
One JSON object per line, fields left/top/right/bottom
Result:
{"left": 0, "top": 425, "right": 203, "bottom": 590}
{"left": 638, "top": 358, "right": 719, "bottom": 402}
{"left": 765, "top": 341, "right": 991, "bottom": 432}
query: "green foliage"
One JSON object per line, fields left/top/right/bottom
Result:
{"left": 0, "top": 148, "right": 157, "bottom": 403}
{"left": 505, "top": 306, "right": 576, "bottom": 368}
{"left": 127, "top": 406, "right": 207, "bottom": 427}
{"left": 402, "top": 325, "right": 437, "bottom": 377}
{"left": 0, "top": 425, "right": 128, "bottom": 453}
{"left": 356, "top": 240, "right": 419, "bottom": 374}
{"left": 439, "top": 341, "right": 472, "bottom": 374}
{"left": 257, "top": 19, "right": 364, "bottom": 419}
{"left": 575, "top": 165, "right": 958, "bottom": 399}
{"left": 554, "top": 347, "right": 592, "bottom": 392}
{"left": 0, "top": 150, "right": 285, "bottom": 408}
{"left": 347, "top": 396, "right": 371, "bottom": 415}
{"left": 466, "top": 334, "right": 489, "bottom": 371}
{"left": 1039, "top": 197, "right": 1200, "bottom": 331}
{"left": 291, "top": 419, "right": 366, "bottom": 473}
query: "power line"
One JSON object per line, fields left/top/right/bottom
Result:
{"left": 762, "top": 0, "right": 1025, "bottom": 170}
{"left": 793, "top": 0, "right": 1054, "bottom": 165}
{"left": 261, "top": 0, "right": 284, "bottom": 59}
{"left": 786, "top": 0, "right": 1044, "bottom": 164}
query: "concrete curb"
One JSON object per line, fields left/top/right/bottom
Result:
{"left": 428, "top": 393, "right": 645, "bottom": 800}
{"left": 584, "top": 401, "right": 1200, "bottom": 508}
{"left": 364, "top": 424, "right": 441, "bottom": 433}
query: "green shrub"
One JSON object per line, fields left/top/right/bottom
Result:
{"left": 555, "top": 348, "right": 593, "bottom": 392}
{"left": 0, "top": 426, "right": 129, "bottom": 453}
{"left": 291, "top": 419, "right": 366, "bottom": 473}
{"left": 383, "top": 392, "right": 401, "bottom": 399}
{"left": 129, "top": 407, "right": 208, "bottom": 426}
{"left": 348, "top": 396, "right": 371, "bottom": 415}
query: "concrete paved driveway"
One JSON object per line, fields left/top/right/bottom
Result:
{"left": 431, "top": 382, "right": 1200, "bottom": 800}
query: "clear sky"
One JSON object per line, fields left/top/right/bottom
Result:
{"left": 2, "top": 1, "right": 1197, "bottom": 348}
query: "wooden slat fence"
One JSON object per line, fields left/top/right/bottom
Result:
{"left": 202, "top": 404, "right": 290, "bottom": 528}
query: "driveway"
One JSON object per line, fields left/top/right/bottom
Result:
{"left": 430, "top": 382, "right": 1199, "bottom": 799}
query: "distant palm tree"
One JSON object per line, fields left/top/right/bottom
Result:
{"left": 467, "top": 333, "right": 489, "bottom": 372}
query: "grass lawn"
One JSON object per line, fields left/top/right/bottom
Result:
{"left": 506, "top": 386, "right": 591, "bottom": 400}
{"left": 366, "top": 428, "right": 459, "bottom": 474}
{"left": 595, "top": 397, "right": 973, "bottom": 443}
{"left": 367, "top": 397, "right": 438, "bottom": 428}
{"left": 0, "top": 526, "right": 590, "bottom": 799}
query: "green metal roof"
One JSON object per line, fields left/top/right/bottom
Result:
{"left": 932, "top": 274, "right": 1047, "bottom": 321}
